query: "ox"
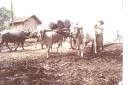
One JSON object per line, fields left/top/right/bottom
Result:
{"left": 34, "top": 19, "right": 71, "bottom": 50}
{"left": 71, "top": 21, "right": 104, "bottom": 57}
{"left": 40, "top": 30, "right": 63, "bottom": 58}
{"left": 39, "top": 28, "right": 70, "bottom": 58}
{"left": 72, "top": 26, "right": 97, "bottom": 57}
{"left": 0, "top": 30, "right": 31, "bottom": 52}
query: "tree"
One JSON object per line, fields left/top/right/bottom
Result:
{"left": 0, "top": 7, "right": 11, "bottom": 31}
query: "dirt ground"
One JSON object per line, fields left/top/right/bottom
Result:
{"left": 0, "top": 41, "right": 123, "bottom": 85}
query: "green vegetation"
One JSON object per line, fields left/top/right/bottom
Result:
{"left": 0, "top": 7, "right": 11, "bottom": 31}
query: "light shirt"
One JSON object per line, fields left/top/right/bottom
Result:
{"left": 94, "top": 22, "right": 104, "bottom": 34}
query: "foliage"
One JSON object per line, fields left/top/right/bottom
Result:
{"left": 0, "top": 7, "right": 11, "bottom": 31}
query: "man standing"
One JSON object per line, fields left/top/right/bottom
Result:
{"left": 94, "top": 21, "right": 104, "bottom": 53}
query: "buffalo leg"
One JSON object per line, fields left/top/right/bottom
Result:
{"left": 5, "top": 42, "right": 12, "bottom": 51}
{"left": 21, "top": 41, "right": 24, "bottom": 50}
{"left": 14, "top": 42, "right": 20, "bottom": 51}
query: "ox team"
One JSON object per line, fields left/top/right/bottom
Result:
{"left": 0, "top": 20, "right": 104, "bottom": 58}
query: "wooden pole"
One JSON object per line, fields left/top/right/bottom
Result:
{"left": 11, "top": 0, "right": 14, "bottom": 27}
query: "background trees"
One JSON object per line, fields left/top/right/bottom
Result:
{"left": 0, "top": 7, "right": 11, "bottom": 31}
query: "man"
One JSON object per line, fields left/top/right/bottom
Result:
{"left": 94, "top": 21, "right": 104, "bottom": 53}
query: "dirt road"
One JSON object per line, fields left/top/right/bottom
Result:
{"left": 0, "top": 42, "right": 122, "bottom": 85}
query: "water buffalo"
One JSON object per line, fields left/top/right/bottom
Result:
{"left": 0, "top": 30, "right": 31, "bottom": 52}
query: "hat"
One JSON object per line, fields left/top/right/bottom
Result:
{"left": 99, "top": 21, "right": 104, "bottom": 25}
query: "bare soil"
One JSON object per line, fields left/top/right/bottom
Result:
{"left": 0, "top": 41, "right": 123, "bottom": 85}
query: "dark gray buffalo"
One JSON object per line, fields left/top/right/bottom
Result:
{"left": 0, "top": 30, "right": 31, "bottom": 52}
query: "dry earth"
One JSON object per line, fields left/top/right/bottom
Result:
{"left": 0, "top": 41, "right": 123, "bottom": 85}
